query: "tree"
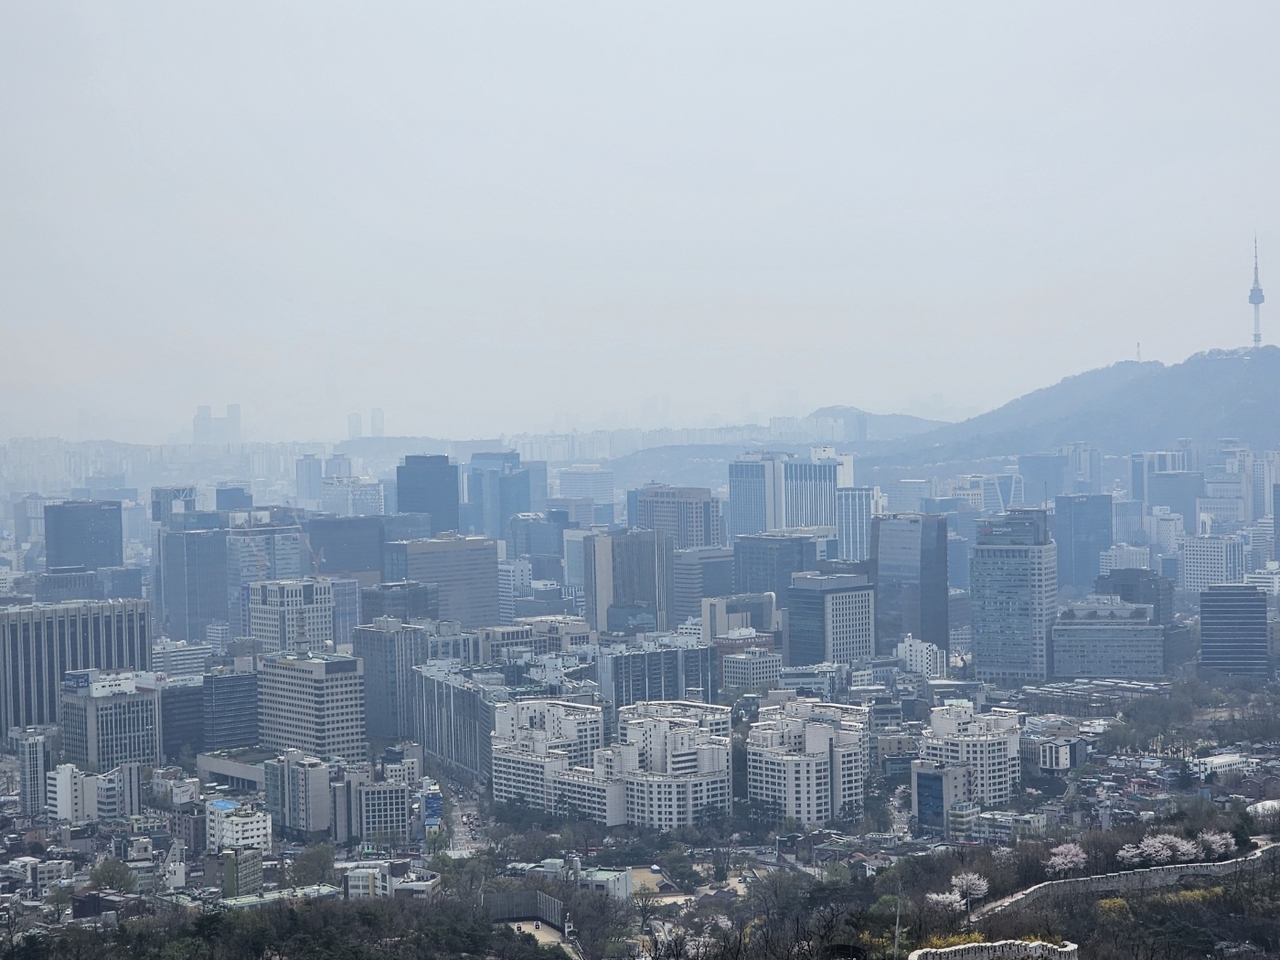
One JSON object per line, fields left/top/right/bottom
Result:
{"left": 46, "top": 884, "right": 71, "bottom": 922}
{"left": 632, "top": 888, "right": 663, "bottom": 945}
{"left": 90, "top": 857, "right": 136, "bottom": 893}
{"left": 1044, "top": 842, "right": 1087, "bottom": 877}
{"left": 949, "top": 872, "right": 988, "bottom": 926}
{"left": 287, "top": 844, "right": 335, "bottom": 886}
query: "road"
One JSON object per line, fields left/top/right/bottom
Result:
{"left": 445, "top": 783, "right": 483, "bottom": 858}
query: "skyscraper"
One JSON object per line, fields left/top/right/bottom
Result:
{"left": 295, "top": 455, "right": 324, "bottom": 503}
{"left": 970, "top": 509, "right": 1057, "bottom": 687}
{"left": 382, "top": 535, "right": 500, "bottom": 629}
{"left": 225, "top": 521, "right": 304, "bottom": 635}
{"left": 835, "top": 486, "right": 878, "bottom": 562}
{"left": 203, "top": 668, "right": 259, "bottom": 751}
{"left": 869, "top": 514, "right": 949, "bottom": 653}
{"left": 44, "top": 500, "right": 123, "bottom": 571}
{"left": 733, "top": 530, "right": 837, "bottom": 607}
{"left": 583, "top": 529, "right": 674, "bottom": 634}
{"left": 786, "top": 572, "right": 874, "bottom": 667}
{"left": 396, "top": 455, "right": 459, "bottom": 534}
{"left": 728, "top": 453, "right": 788, "bottom": 537}
{"left": 258, "top": 653, "right": 366, "bottom": 759}
{"left": 672, "top": 547, "right": 735, "bottom": 625}
{"left": 1200, "top": 584, "right": 1269, "bottom": 678}
{"left": 353, "top": 617, "right": 435, "bottom": 741}
{"left": 161, "top": 527, "right": 229, "bottom": 641}
{"left": 1051, "top": 494, "right": 1114, "bottom": 600}
{"left": 629, "top": 484, "right": 723, "bottom": 549}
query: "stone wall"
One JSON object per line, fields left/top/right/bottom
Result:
{"left": 977, "top": 844, "right": 1278, "bottom": 919}
{"left": 908, "top": 940, "right": 1077, "bottom": 960}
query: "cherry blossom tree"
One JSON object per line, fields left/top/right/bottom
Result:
{"left": 1044, "top": 842, "right": 1087, "bottom": 877}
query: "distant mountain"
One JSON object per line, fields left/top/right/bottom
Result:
{"left": 871, "top": 347, "right": 1280, "bottom": 466}
{"left": 808, "top": 405, "right": 950, "bottom": 442}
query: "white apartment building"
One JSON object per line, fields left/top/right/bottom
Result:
{"left": 206, "top": 799, "right": 272, "bottom": 850}
{"left": 490, "top": 699, "right": 731, "bottom": 829}
{"left": 918, "top": 704, "right": 1021, "bottom": 807}
{"left": 746, "top": 700, "right": 868, "bottom": 828}
{"left": 1099, "top": 543, "right": 1151, "bottom": 575}
{"left": 45, "top": 762, "right": 142, "bottom": 824}
{"left": 895, "top": 634, "right": 947, "bottom": 680}
{"left": 1179, "top": 535, "right": 1245, "bottom": 593}
{"left": 248, "top": 579, "right": 335, "bottom": 655}
{"left": 257, "top": 653, "right": 366, "bottom": 760}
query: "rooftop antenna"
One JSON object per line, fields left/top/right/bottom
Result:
{"left": 1250, "top": 236, "right": 1265, "bottom": 348}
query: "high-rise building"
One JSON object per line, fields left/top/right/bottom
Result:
{"left": 557, "top": 465, "right": 614, "bottom": 505}
{"left": 596, "top": 638, "right": 717, "bottom": 725}
{"left": 732, "top": 530, "right": 836, "bottom": 607}
{"left": 296, "top": 455, "right": 324, "bottom": 503}
{"left": 265, "top": 750, "right": 332, "bottom": 842}
{"left": 193, "top": 404, "right": 241, "bottom": 445}
{"left": 330, "top": 577, "right": 361, "bottom": 646}
{"left": 747, "top": 700, "right": 868, "bottom": 827}
{"left": 786, "top": 572, "right": 874, "bottom": 667}
{"left": 151, "top": 639, "right": 213, "bottom": 677}
{"left": 728, "top": 453, "right": 788, "bottom": 537}
{"left": 355, "top": 780, "right": 411, "bottom": 846}
{"left": 382, "top": 536, "right": 499, "bottom": 629}
{"left": 465, "top": 452, "right": 533, "bottom": 539}
{"left": 1051, "top": 494, "right": 1114, "bottom": 600}
{"left": 258, "top": 653, "right": 366, "bottom": 759}
{"left": 1094, "top": 567, "right": 1175, "bottom": 625}
{"left": 701, "top": 593, "right": 777, "bottom": 643}
{"left": 161, "top": 527, "right": 229, "bottom": 641}
{"left": 360, "top": 581, "right": 440, "bottom": 622}
{"left": 203, "top": 668, "right": 259, "bottom": 752}
{"left": 226, "top": 521, "right": 304, "bottom": 636}
{"left": 0, "top": 600, "right": 151, "bottom": 732}
{"left": 44, "top": 501, "right": 123, "bottom": 571}
{"left": 370, "top": 408, "right": 385, "bottom": 437}
{"left": 396, "top": 455, "right": 460, "bottom": 535}
{"left": 1200, "top": 584, "right": 1269, "bottom": 678}
{"left": 16, "top": 732, "right": 47, "bottom": 817}
{"left": 353, "top": 617, "right": 436, "bottom": 741}
{"left": 672, "top": 547, "right": 734, "bottom": 625}
{"left": 151, "top": 485, "right": 197, "bottom": 527}
{"left": 783, "top": 453, "right": 841, "bottom": 529}
{"left": 583, "top": 529, "right": 674, "bottom": 634}
{"left": 157, "top": 674, "right": 205, "bottom": 763}
{"left": 835, "top": 487, "right": 879, "bottom": 562}
{"left": 970, "top": 510, "right": 1057, "bottom": 687}
{"left": 60, "top": 670, "right": 161, "bottom": 772}
{"left": 306, "top": 516, "right": 384, "bottom": 584}
{"left": 1099, "top": 544, "right": 1151, "bottom": 575}
{"left": 246, "top": 579, "right": 335, "bottom": 654}
{"left": 870, "top": 514, "right": 949, "bottom": 653}
{"left": 629, "top": 485, "right": 723, "bottom": 549}
{"left": 1180, "top": 536, "right": 1245, "bottom": 593}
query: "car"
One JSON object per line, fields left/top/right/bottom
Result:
{"left": 516, "top": 925, "right": 522, "bottom": 933}
{"left": 535, "top": 922, "right": 541, "bottom": 930}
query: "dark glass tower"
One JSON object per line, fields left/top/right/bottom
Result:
{"left": 1051, "top": 494, "right": 1114, "bottom": 600}
{"left": 44, "top": 500, "right": 123, "bottom": 571}
{"left": 1200, "top": 584, "right": 1270, "bottom": 679}
{"left": 396, "top": 455, "right": 459, "bottom": 535}
{"left": 869, "top": 514, "right": 949, "bottom": 653}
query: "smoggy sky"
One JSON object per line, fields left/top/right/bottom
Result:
{"left": 2, "top": 3, "right": 1279, "bottom": 443}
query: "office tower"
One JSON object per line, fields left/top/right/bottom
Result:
{"left": 918, "top": 704, "right": 1020, "bottom": 806}
{"left": 672, "top": 547, "right": 734, "bottom": 625}
{"left": 1179, "top": 535, "right": 1245, "bottom": 592}
{"left": 558, "top": 465, "right": 614, "bottom": 504}
{"left": 43, "top": 501, "right": 123, "bottom": 571}
{"left": 150, "top": 639, "right": 211, "bottom": 677}
{"left": 747, "top": 700, "right": 868, "bottom": 827}
{"left": 354, "top": 780, "right": 411, "bottom": 845}
{"left": 97, "top": 566, "right": 143, "bottom": 600}
{"left": 33, "top": 567, "right": 102, "bottom": 603}
{"left": 911, "top": 760, "right": 972, "bottom": 838}
{"left": 947, "top": 533, "right": 971, "bottom": 591}
{"left": 733, "top": 530, "right": 837, "bottom": 607}
{"left": 395, "top": 455, "right": 459, "bottom": 534}
{"left": 1147, "top": 472, "right": 1206, "bottom": 528}
{"left": 151, "top": 486, "right": 197, "bottom": 527}
{"left": 348, "top": 413, "right": 363, "bottom": 440}
{"left": 382, "top": 535, "right": 499, "bottom": 629}
{"left": 629, "top": 484, "right": 723, "bottom": 549}
{"left": 869, "top": 514, "right": 949, "bottom": 653}
{"left": 361, "top": 581, "right": 439, "bottom": 622}
{"left": 1112, "top": 498, "right": 1145, "bottom": 545}
{"left": 1051, "top": 494, "right": 1114, "bottom": 599}
{"left": 1099, "top": 543, "right": 1150, "bottom": 575}
{"left": 247, "top": 579, "right": 335, "bottom": 654}
{"left": 464, "top": 452, "right": 531, "bottom": 539}
{"left": 193, "top": 404, "right": 241, "bottom": 445}
{"left": 596, "top": 637, "right": 718, "bottom": 719}
{"left": 265, "top": 750, "right": 332, "bottom": 842}
{"left": 305, "top": 516, "right": 384, "bottom": 586}
{"left": 1200, "top": 584, "right": 1269, "bottom": 678}
{"left": 17, "top": 733, "right": 47, "bottom": 817}
{"left": 412, "top": 664, "right": 502, "bottom": 778}
{"left": 722, "top": 647, "right": 783, "bottom": 690}
{"left": 326, "top": 454, "right": 353, "bottom": 478}
{"left": 728, "top": 453, "right": 789, "bottom": 536}
{"left": 970, "top": 509, "right": 1057, "bottom": 687}
{"left": 835, "top": 487, "right": 879, "bottom": 562}
{"left": 225, "top": 521, "right": 303, "bottom": 636}
{"left": 0, "top": 599, "right": 151, "bottom": 732}
{"left": 215, "top": 486, "right": 253, "bottom": 511}
{"left": 259, "top": 653, "right": 365, "bottom": 759}
{"left": 157, "top": 674, "right": 204, "bottom": 763}
{"left": 370, "top": 408, "right": 385, "bottom": 437}
{"left": 582, "top": 529, "right": 674, "bottom": 634}
{"left": 1018, "top": 454, "right": 1071, "bottom": 507}
{"left": 329, "top": 577, "right": 361, "bottom": 646}
{"left": 354, "top": 617, "right": 436, "bottom": 741}
{"left": 701, "top": 593, "right": 777, "bottom": 643}
{"left": 1094, "top": 567, "right": 1175, "bottom": 625}
{"left": 1050, "top": 596, "right": 1166, "bottom": 680}
{"left": 203, "top": 668, "right": 259, "bottom": 751}
{"left": 1130, "top": 450, "right": 1193, "bottom": 505}
{"left": 783, "top": 450, "right": 845, "bottom": 528}
{"left": 296, "top": 455, "right": 323, "bottom": 503}
{"left": 162, "top": 527, "right": 229, "bottom": 640}
{"left": 60, "top": 670, "right": 161, "bottom": 771}
{"left": 787, "top": 572, "right": 874, "bottom": 667}
{"left": 321, "top": 477, "right": 385, "bottom": 517}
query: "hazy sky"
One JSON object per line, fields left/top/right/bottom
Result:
{"left": 3, "top": 3, "right": 1279, "bottom": 444}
